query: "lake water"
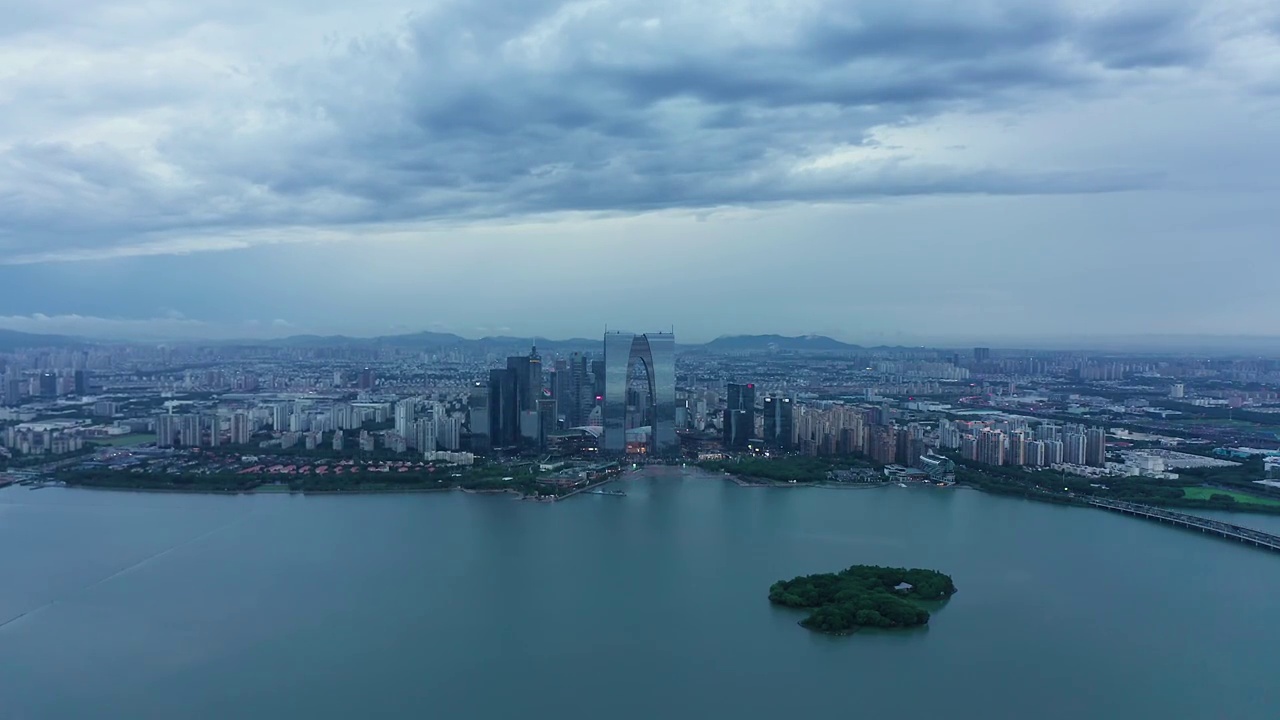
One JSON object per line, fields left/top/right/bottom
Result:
{"left": 2, "top": 467, "right": 1278, "bottom": 719}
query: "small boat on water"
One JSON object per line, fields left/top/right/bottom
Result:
{"left": 898, "top": 483, "right": 908, "bottom": 488}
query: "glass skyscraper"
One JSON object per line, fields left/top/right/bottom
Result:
{"left": 488, "top": 367, "right": 519, "bottom": 448}
{"left": 602, "top": 331, "right": 676, "bottom": 456}
{"left": 723, "top": 382, "right": 755, "bottom": 450}
{"left": 763, "top": 396, "right": 794, "bottom": 451}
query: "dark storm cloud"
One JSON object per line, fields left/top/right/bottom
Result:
{"left": 0, "top": 0, "right": 1265, "bottom": 261}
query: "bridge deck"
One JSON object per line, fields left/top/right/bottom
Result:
{"left": 1088, "top": 498, "right": 1280, "bottom": 552}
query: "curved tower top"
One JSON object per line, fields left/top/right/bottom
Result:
{"left": 602, "top": 331, "right": 677, "bottom": 456}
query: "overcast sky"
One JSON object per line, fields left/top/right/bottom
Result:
{"left": 1, "top": 0, "right": 1277, "bottom": 344}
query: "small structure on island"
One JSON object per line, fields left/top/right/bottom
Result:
{"left": 894, "top": 582, "right": 914, "bottom": 593}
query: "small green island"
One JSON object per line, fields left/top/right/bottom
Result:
{"left": 769, "top": 564, "right": 957, "bottom": 635}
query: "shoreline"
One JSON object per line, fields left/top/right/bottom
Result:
{"left": 56, "top": 483, "right": 461, "bottom": 497}
{"left": 37, "top": 468, "right": 1280, "bottom": 517}
{"left": 715, "top": 470, "right": 899, "bottom": 491}
{"left": 56, "top": 485, "right": 249, "bottom": 496}
{"left": 460, "top": 487, "right": 525, "bottom": 499}
{"left": 554, "top": 475, "right": 626, "bottom": 501}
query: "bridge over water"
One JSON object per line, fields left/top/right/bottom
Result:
{"left": 1088, "top": 498, "right": 1280, "bottom": 553}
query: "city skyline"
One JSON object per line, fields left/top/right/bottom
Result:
{"left": 1, "top": 1, "right": 1278, "bottom": 341}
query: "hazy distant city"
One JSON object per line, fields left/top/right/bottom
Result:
{"left": 3, "top": 328, "right": 1278, "bottom": 515}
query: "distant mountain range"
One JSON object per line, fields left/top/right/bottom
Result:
{"left": 0, "top": 329, "right": 86, "bottom": 351}
{"left": 236, "top": 331, "right": 860, "bottom": 353}
{"left": 247, "top": 331, "right": 602, "bottom": 352}
{"left": 5, "top": 327, "right": 1278, "bottom": 354}
{"left": 0, "top": 328, "right": 859, "bottom": 353}
{"left": 697, "top": 334, "right": 860, "bottom": 353}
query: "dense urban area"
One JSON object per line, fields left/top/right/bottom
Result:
{"left": 3, "top": 329, "right": 1280, "bottom": 517}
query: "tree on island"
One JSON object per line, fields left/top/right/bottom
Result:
{"left": 769, "top": 565, "right": 956, "bottom": 635}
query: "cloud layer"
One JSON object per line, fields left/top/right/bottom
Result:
{"left": 3, "top": 0, "right": 1277, "bottom": 263}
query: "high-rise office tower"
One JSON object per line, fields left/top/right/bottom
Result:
{"left": 591, "top": 359, "right": 605, "bottom": 409}
{"left": 566, "top": 353, "right": 590, "bottom": 427}
{"left": 507, "top": 354, "right": 530, "bottom": 412}
{"left": 520, "top": 410, "right": 541, "bottom": 443}
{"left": 723, "top": 382, "right": 756, "bottom": 450}
{"left": 488, "top": 368, "right": 519, "bottom": 448}
{"left": 552, "top": 359, "right": 571, "bottom": 427}
{"left": 1086, "top": 427, "right": 1107, "bottom": 467}
{"left": 506, "top": 345, "right": 542, "bottom": 421}
{"left": 527, "top": 346, "right": 542, "bottom": 410}
{"left": 39, "top": 372, "right": 58, "bottom": 398}
{"left": 577, "top": 354, "right": 593, "bottom": 424}
{"left": 763, "top": 396, "right": 795, "bottom": 450}
{"left": 602, "top": 331, "right": 676, "bottom": 455}
{"left": 537, "top": 398, "right": 557, "bottom": 449}
{"left": 727, "top": 383, "right": 755, "bottom": 413}
{"left": 357, "top": 368, "right": 375, "bottom": 390}
{"left": 73, "top": 369, "right": 89, "bottom": 396}
{"left": 723, "top": 410, "right": 751, "bottom": 450}
{"left": 974, "top": 347, "right": 992, "bottom": 363}
{"left": 730, "top": 384, "right": 755, "bottom": 423}
{"left": 466, "top": 381, "right": 490, "bottom": 453}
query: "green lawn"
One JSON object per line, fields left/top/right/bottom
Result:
{"left": 1180, "top": 486, "right": 1280, "bottom": 507}
{"left": 92, "top": 433, "right": 156, "bottom": 447}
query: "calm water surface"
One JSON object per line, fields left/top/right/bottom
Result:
{"left": 2, "top": 468, "right": 1278, "bottom": 719}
